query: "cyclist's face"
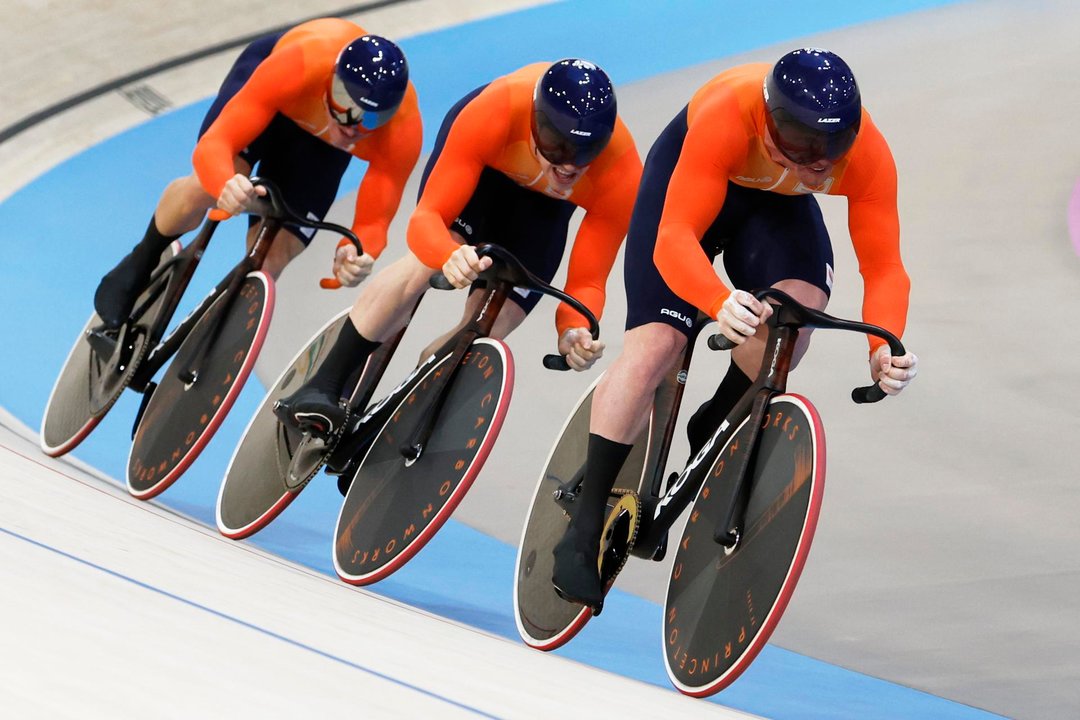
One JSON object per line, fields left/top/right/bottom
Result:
{"left": 325, "top": 77, "right": 374, "bottom": 147}
{"left": 327, "top": 118, "right": 362, "bottom": 144}
{"left": 532, "top": 139, "right": 586, "bottom": 190}
{"left": 763, "top": 127, "right": 835, "bottom": 185}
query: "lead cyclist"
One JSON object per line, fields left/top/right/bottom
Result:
{"left": 552, "top": 48, "right": 920, "bottom": 609}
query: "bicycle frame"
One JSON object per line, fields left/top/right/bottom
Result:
{"left": 114, "top": 213, "right": 283, "bottom": 435}
{"left": 82, "top": 220, "right": 216, "bottom": 394}
{"left": 324, "top": 243, "right": 601, "bottom": 476}
{"left": 324, "top": 286, "right": 504, "bottom": 473}
{"left": 629, "top": 288, "right": 904, "bottom": 557}
{"left": 109, "top": 178, "right": 360, "bottom": 432}
{"left": 173, "top": 226, "right": 277, "bottom": 384}
{"left": 129, "top": 217, "right": 269, "bottom": 391}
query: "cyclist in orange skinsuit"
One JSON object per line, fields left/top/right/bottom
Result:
{"left": 552, "top": 48, "right": 920, "bottom": 609}
{"left": 273, "top": 59, "right": 643, "bottom": 442}
{"left": 93, "top": 18, "right": 421, "bottom": 328}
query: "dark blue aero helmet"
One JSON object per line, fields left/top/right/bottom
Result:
{"left": 531, "top": 59, "right": 617, "bottom": 167}
{"left": 763, "top": 48, "right": 861, "bottom": 165}
{"left": 331, "top": 35, "right": 409, "bottom": 131}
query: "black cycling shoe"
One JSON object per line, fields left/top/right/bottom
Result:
{"left": 94, "top": 253, "right": 156, "bottom": 329}
{"left": 273, "top": 385, "right": 346, "bottom": 438}
{"left": 551, "top": 526, "right": 604, "bottom": 612}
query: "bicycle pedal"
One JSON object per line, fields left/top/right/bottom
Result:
{"left": 323, "top": 416, "right": 375, "bottom": 479}
{"left": 553, "top": 466, "right": 585, "bottom": 512}
{"left": 323, "top": 453, "right": 355, "bottom": 477}
{"left": 552, "top": 584, "right": 604, "bottom": 617}
{"left": 552, "top": 487, "right": 578, "bottom": 515}
{"left": 336, "top": 472, "right": 354, "bottom": 498}
{"left": 552, "top": 486, "right": 577, "bottom": 502}
{"left": 85, "top": 326, "right": 119, "bottom": 359}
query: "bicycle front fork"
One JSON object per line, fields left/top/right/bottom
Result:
{"left": 713, "top": 389, "right": 772, "bottom": 548}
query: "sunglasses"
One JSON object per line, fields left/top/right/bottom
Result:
{"left": 531, "top": 112, "right": 608, "bottom": 168}
{"left": 767, "top": 109, "right": 859, "bottom": 166}
{"left": 327, "top": 77, "right": 396, "bottom": 132}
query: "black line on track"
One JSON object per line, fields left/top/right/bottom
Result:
{"left": 0, "top": 0, "right": 417, "bottom": 145}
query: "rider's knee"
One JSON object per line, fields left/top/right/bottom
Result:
{"left": 260, "top": 230, "right": 304, "bottom": 279}
{"left": 396, "top": 252, "right": 438, "bottom": 292}
{"left": 165, "top": 174, "right": 215, "bottom": 213}
{"left": 627, "top": 323, "right": 686, "bottom": 360}
{"left": 772, "top": 278, "right": 828, "bottom": 311}
{"left": 617, "top": 323, "right": 686, "bottom": 381}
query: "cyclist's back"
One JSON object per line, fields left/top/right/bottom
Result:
{"left": 93, "top": 18, "right": 421, "bottom": 332}
{"left": 551, "top": 48, "right": 920, "bottom": 610}
{"left": 193, "top": 18, "right": 421, "bottom": 212}
{"left": 653, "top": 60, "right": 906, "bottom": 335}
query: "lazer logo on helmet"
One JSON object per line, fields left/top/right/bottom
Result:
{"left": 358, "top": 97, "right": 379, "bottom": 108}
{"left": 531, "top": 58, "right": 617, "bottom": 168}
{"left": 762, "top": 48, "right": 862, "bottom": 165}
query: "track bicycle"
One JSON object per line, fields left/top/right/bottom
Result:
{"left": 40, "top": 178, "right": 360, "bottom": 501}
{"left": 514, "top": 288, "right": 905, "bottom": 697}
{"left": 217, "top": 243, "right": 600, "bottom": 588}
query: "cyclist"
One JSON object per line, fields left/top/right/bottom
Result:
{"left": 273, "top": 58, "right": 642, "bottom": 437}
{"left": 551, "top": 48, "right": 920, "bottom": 608}
{"left": 93, "top": 18, "right": 422, "bottom": 329}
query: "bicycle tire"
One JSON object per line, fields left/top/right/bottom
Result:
{"left": 215, "top": 308, "right": 353, "bottom": 538}
{"left": 513, "top": 374, "right": 652, "bottom": 651}
{"left": 333, "top": 337, "right": 513, "bottom": 586}
{"left": 663, "top": 394, "right": 825, "bottom": 696}
{"left": 40, "top": 241, "right": 181, "bottom": 457}
{"left": 127, "top": 271, "right": 274, "bottom": 499}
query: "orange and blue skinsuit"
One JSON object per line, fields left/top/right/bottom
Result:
{"left": 632, "top": 62, "right": 908, "bottom": 353}
{"left": 192, "top": 17, "right": 422, "bottom": 256}
{"left": 406, "top": 63, "right": 643, "bottom": 338}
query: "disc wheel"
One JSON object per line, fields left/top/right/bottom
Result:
{"left": 40, "top": 242, "right": 180, "bottom": 457}
{"left": 663, "top": 394, "right": 825, "bottom": 696}
{"left": 127, "top": 272, "right": 273, "bottom": 499}
{"left": 513, "top": 376, "right": 650, "bottom": 650}
{"left": 216, "top": 309, "right": 354, "bottom": 539}
{"left": 333, "top": 338, "right": 513, "bottom": 585}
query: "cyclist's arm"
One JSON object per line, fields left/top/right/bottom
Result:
{"left": 349, "top": 98, "right": 423, "bottom": 259}
{"left": 407, "top": 95, "right": 507, "bottom": 268}
{"left": 555, "top": 145, "right": 641, "bottom": 336}
{"left": 843, "top": 127, "right": 910, "bottom": 352}
{"left": 653, "top": 118, "right": 745, "bottom": 318}
{"left": 407, "top": 145, "right": 485, "bottom": 268}
{"left": 192, "top": 47, "right": 305, "bottom": 198}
